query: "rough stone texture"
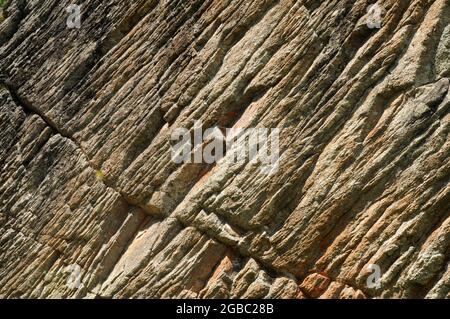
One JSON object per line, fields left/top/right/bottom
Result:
{"left": 0, "top": 0, "right": 449, "bottom": 299}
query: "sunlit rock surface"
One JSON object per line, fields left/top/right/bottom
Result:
{"left": 0, "top": 0, "right": 449, "bottom": 298}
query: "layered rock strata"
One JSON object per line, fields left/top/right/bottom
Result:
{"left": 0, "top": 0, "right": 449, "bottom": 298}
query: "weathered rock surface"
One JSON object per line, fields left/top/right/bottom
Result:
{"left": 0, "top": 0, "right": 449, "bottom": 298}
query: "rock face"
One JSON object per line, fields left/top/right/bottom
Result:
{"left": 0, "top": 0, "right": 449, "bottom": 299}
